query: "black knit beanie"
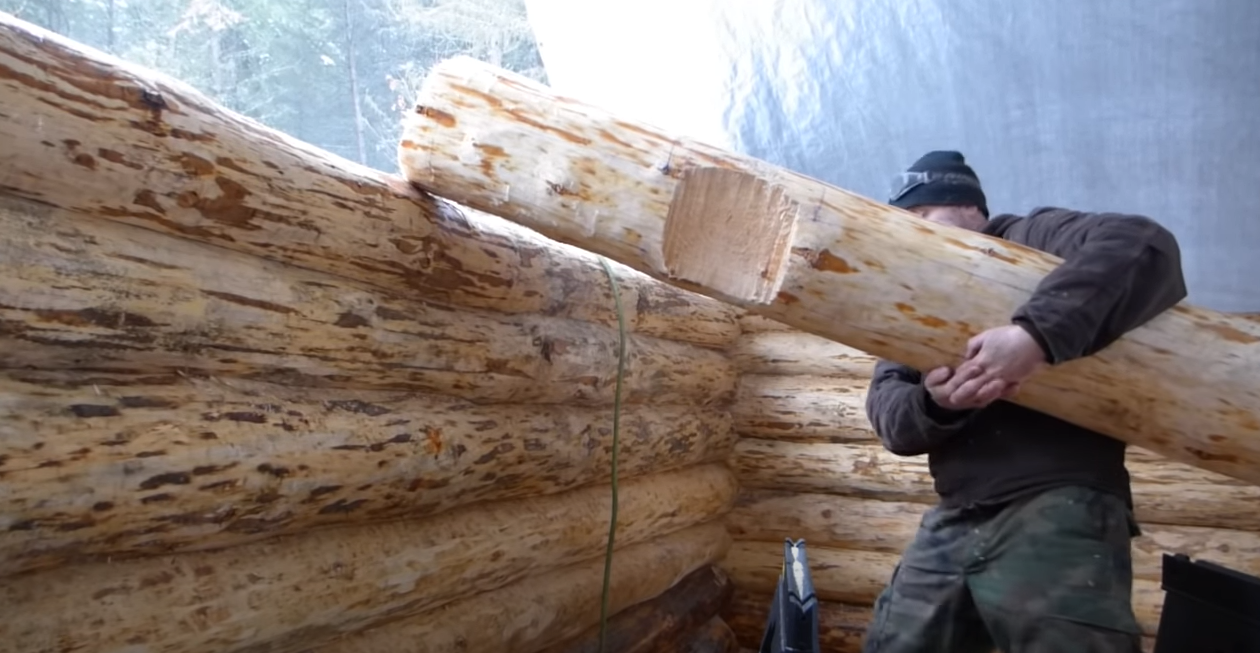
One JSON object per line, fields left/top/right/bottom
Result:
{"left": 887, "top": 150, "right": 989, "bottom": 217}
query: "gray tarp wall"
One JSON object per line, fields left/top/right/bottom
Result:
{"left": 524, "top": 0, "right": 1260, "bottom": 312}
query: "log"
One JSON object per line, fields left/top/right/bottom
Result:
{"left": 726, "top": 490, "right": 1260, "bottom": 582}
{"left": 723, "top": 588, "right": 870, "bottom": 653}
{"left": 720, "top": 541, "right": 1167, "bottom": 636}
{"left": 0, "top": 16, "right": 739, "bottom": 350}
{"left": 734, "top": 375, "right": 872, "bottom": 442}
{"left": 0, "top": 196, "right": 734, "bottom": 406}
{"left": 537, "top": 565, "right": 734, "bottom": 653}
{"left": 400, "top": 55, "right": 1260, "bottom": 485}
{"left": 0, "top": 464, "right": 737, "bottom": 653}
{"left": 0, "top": 372, "right": 735, "bottom": 577}
{"left": 309, "top": 523, "right": 730, "bottom": 653}
{"left": 729, "top": 332, "right": 876, "bottom": 377}
{"left": 736, "top": 313, "right": 793, "bottom": 335}
{"left": 666, "top": 616, "right": 741, "bottom": 653}
{"left": 732, "top": 439, "right": 1260, "bottom": 531}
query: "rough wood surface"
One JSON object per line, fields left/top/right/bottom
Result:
{"left": 0, "top": 16, "right": 739, "bottom": 350}
{"left": 729, "top": 332, "right": 876, "bottom": 377}
{"left": 726, "top": 489, "right": 1260, "bottom": 582}
{"left": 665, "top": 616, "right": 741, "bottom": 653}
{"left": 0, "top": 197, "right": 734, "bottom": 406}
{"left": 0, "top": 372, "right": 735, "bottom": 577}
{"left": 732, "top": 439, "right": 1260, "bottom": 531}
{"left": 310, "top": 523, "right": 730, "bottom": 653}
{"left": 720, "top": 541, "right": 1166, "bottom": 636}
{"left": 401, "top": 54, "right": 1260, "bottom": 485}
{"left": 538, "top": 565, "right": 733, "bottom": 653}
{"left": 0, "top": 464, "right": 737, "bottom": 653}
{"left": 723, "top": 588, "right": 869, "bottom": 653}
{"left": 735, "top": 375, "right": 872, "bottom": 442}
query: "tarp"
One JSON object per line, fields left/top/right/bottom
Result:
{"left": 524, "top": 0, "right": 1260, "bottom": 312}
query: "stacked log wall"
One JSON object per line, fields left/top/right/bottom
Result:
{"left": 0, "top": 15, "right": 743, "bottom": 653}
{"left": 719, "top": 314, "right": 1260, "bottom": 653}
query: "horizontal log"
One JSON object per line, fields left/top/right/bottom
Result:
{"left": 732, "top": 439, "right": 1260, "bottom": 531}
{"left": 720, "top": 540, "right": 1166, "bottom": 636}
{"left": 0, "top": 373, "right": 735, "bottom": 577}
{"left": 723, "top": 588, "right": 870, "bottom": 653}
{"left": 729, "top": 332, "right": 876, "bottom": 377}
{"left": 736, "top": 313, "right": 793, "bottom": 335}
{"left": 538, "top": 565, "right": 733, "bottom": 653}
{"left": 401, "top": 55, "right": 1260, "bottom": 486}
{"left": 726, "top": 490, "right": 1260, "bottom": 582}
{"left": 0, "top": 196, "right": 734, "bottom": 406}
{"left": 312, "top": 523, "right": 731, "bottom": 653}
{"left": 0, "top": 464, "right": 737, "bottom": 653}
{"left": 734, "top": 375, "right": 872, "bottom": 442}
{"left": 0, "top": 16, "right": 738, "bottom": 350}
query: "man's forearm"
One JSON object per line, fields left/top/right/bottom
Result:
{"left": 865, "top": 361, "right": 973, "bottom": 456}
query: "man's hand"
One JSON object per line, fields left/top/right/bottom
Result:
{"left": 932, "top": 324, "right": 1047, "bottom": 409}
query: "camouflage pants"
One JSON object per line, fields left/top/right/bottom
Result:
{"left": 861, "top": 485, "right": 1144, "bottom": 653}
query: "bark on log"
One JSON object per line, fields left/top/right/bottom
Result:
{"left": 0, "top": 372, "right": 735, "bottom": 577}
{"left": 732, "top": 439, "right": 1260, "bottom": 531}
{"left": 0, "top": 464, "right": 737, "bottom": 653}
{"left": 400, "top": 55, "right": 1260, "bottom": 485}
{"left": 537, "top": 565, "right": 734, "bottom": 653}
{"left": 0, "top": 196, "right": 734, "bottom": 406}
{"left": 730, "top": 332, "right": 876, "bottom": 378}
{"left": 309, "top": 523, "right": 730, "bottom": 653}
{"left": 734, "top": 375, "right": 872, "bottom": 443}
{"left": 723, "top": 588, "right": 870, "bottom": 653}
{"left": 726, "top": 489, "right": 1260, "bottom": 582}
{"left": 0, "top": 16, "right": 739, "bottom": 350}
{"left": 720, "top": 541, "right": 1166, "bottom": 636}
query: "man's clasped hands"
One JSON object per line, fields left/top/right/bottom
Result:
{"left": 925, "top": 324, "right": 1049, "bottom": 411}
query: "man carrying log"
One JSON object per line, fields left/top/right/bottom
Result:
{"left": 860, "top": 151, "right": 1187, "bottom": 653}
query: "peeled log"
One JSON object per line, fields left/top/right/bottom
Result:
{"left": 401, "top": 55, "right": 1260, "bottom": 485}
{"left": 311, "top": 524, "right": 729, "bottom": 653}
{"left": 720, "top": 540, "right": 1166, "bottom": 636}
{"left": 0, "top": 373, "right": 735, "bottom": 577}
{"left": 538, "top": 565, "right": 733, "bottom": 653}
{"left": 730, "top": 332, "right": 876, "bottom": 378}
{"left": 723, "top": 588, "right": 869, "bottom": 653}
{"left": 0, "top": 464, "right": 737, "bottom": 653}
{"left": 0, "top": 197, "right": 733, "bottom": 406}
{"left": 735, "top": 375, "right": 872, "bottom": 442}
{"left": 726, "top": 490, "right": 1260, "bottom": 582}
{"left": 733, "top": 439, "right": 1260, "bottom": 531}
{"left": 0, "top": 17, "right": 738, "bottom": 350}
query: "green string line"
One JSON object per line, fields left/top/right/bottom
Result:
{"left": 596, "top": 255, "right": 626, "bottom": 653}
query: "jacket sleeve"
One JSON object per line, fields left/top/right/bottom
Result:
{"left": 864, "top": 359, "right": 974, "bottom": 456}
{"left": 1005, "top": 208, "right": 1188, "bottom": 365}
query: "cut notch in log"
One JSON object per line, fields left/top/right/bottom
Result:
{"left": 663, "top": 168, "right": 798, "bottom": 305}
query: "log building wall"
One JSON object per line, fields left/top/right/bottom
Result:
{"left": 718, "top": 315, "right": 1260, "bottom": 652}
{"left": 0, "top": 15, "right": 744, "bottom": 653}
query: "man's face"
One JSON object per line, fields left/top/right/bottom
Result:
{"left": 908, "top": 204, "right": 986, "bottom": 232}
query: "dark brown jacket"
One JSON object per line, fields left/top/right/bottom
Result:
{"left": 864, "top": 207, "right": 1187, "bottom": 511}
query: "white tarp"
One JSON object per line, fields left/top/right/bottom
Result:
{"left": 524, "top": 0, "right": 1260, "bottom": 312}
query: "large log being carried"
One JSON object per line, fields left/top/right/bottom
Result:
{"left": 399, "top": 56, "right": 1260, "bottom": 485}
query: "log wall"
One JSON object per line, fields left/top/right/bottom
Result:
{"left": 0, "top": 15, "right": 744, "bottom": 653}
{"left": 719, "top": 314, "right": 1260, "bottom": 652}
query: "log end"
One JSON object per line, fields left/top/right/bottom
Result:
{"left": 662, "top": 167, "right": 798, "bottom": 306}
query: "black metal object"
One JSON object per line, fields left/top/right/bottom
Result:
{"left": 759, "top": 539, "right": 821, "bottom": 653}
{"left": 1153, "top": 553, "right": 1260, "bottom": 653}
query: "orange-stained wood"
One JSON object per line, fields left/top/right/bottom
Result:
{"left": 400, "top": 55, "right": 1260, "bottom": 486}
